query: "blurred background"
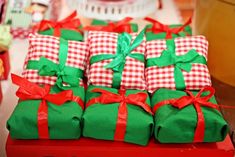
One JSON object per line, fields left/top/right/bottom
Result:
{"left": 0, "top": 0, "right": 235, "bottom": 156}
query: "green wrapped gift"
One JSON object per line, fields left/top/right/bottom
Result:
{"left": 84, "top": 17, "right": 138, "bottom": 33}
{"left": 83, "top": 85, "right": 153, "bottom": 146}
{"left": 38, "top": 11, "right": 84, "bottom": 41}
{"left": 145, "top": 17, "right": 192, "bottom": 41}
{"left": 151, "top": 87, "right": 229, "bottom": 143}
{"left": 7, "top": 74, "right": 84, "bottom": 139}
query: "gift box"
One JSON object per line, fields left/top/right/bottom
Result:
{"left": 0, "top": 50, "right": 10, "bottom": 80}
{"left": 87, "top": 29, "right": 146, "bottom": 90}
{"left": 7, "top": 74, "right": 84, "bottom": 139}
{"left": 38, "top": 11, "right": 84, "bottom": 41}
{"left": 83, "top": 85, "right": 153, "bottom": 146}
{"left": 151, "top": 87, "right": 229, "bottom": 143}
{"left": 145, "top": 36, "right": 212, "bottom": 93}
{"left": 144, "top": 17, "right": 192, "bottom": 41}
{"left": 84, "top": 17, "right": 138, "bottom": 33}
{"left": 22, "top": 33, "right": 88, "bottom": 88}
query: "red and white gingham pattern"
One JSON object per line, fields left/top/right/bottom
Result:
{"left": 146, "top": 35, "right": 211, "bottom": 93}
{"left": 88, "top": 31, "right": 146, "bottom": 90}
{"left": 22, "top": 33, "right": 88, "bottom": 86}
{"left": 10, "top": 28, "right": 34, "bottom": 39}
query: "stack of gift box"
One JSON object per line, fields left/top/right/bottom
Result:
{"left": 7, "top": 11, "right": 229, "bottom": 146}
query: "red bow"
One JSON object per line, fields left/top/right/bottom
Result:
{"left": 84, "top": 17, "right": 134, "bottom": 33}
{"left": 11, "top": 74, "right": 84, "bottom": 139}
{"left": 38, "top": 11, "right": 82, "bottom": 37}
{"left": 153, "top": 86, "right": 220, "bottom": 142}
{"left": 144, "top": 17, "right": 192, "bottom": 39}
{"left": 86, "top": 88, "right": 153, "bottom": 141}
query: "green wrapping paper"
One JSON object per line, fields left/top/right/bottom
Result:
{"left": 87, "top": 18, "right": 138, "bottom": 33}
{"left": 151, "top": 88, "right": 228, "bottom": 143}
{"left": 39, "top": 28, "right": 84, "bottom": 41}
{"left": 145, "top": 24, "right": 192, "bottom": 41}
{"left": 7, "top": 75, "right": 85, "bottom": 139}
{"left": 83, "top": 85, "right": 153, "bottom": 146}
{"left": 144, "top": 17, "right": 192, "bottom": 41}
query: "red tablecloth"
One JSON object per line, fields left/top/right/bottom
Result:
{"left": 6, "top": 134, "right": 234, "bottom": 157}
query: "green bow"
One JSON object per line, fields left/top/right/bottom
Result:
{"left": 26, "top": 38, "right": 83, "bottom": 88}
{"left": 147, "top": 39, "right": 207, "bottom": 89}
{"left": 90, "top": 28, "right": 146, "bottom": 88}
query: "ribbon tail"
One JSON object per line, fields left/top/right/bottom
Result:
{"left": 174, "top": 66, "right": 186, "bottom": 90}
{"left": 193, "top": 103, "right": 205, "bottom": 142}
{"left": 129, "top": 27, "right": 146, "bottom": 52}
{"left": 37, "top": 100, "right": 49, "bottom": 139}
{"left": 114, "top": 100, "right": 128, "bottom": 141}
{"left": 176, "top": 17, "right": 192, "bottom": 33}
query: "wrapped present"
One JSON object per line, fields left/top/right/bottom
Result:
{"left": 84, "top": 17, "right": 138, "bottom": 33}
{"left": 144, "top": 17, "right": 192, "bottom": 41}
{"left": 38, "top": 11, "right": 84, "bottom": 41}
{"left": 22, "top": 33, "right": 88, "bottom": 89}
{"left": 0, "top": 50, "right": 10, "bottom": 80}
{"left": 7, "top": 74, "right": 84, "bottom": 139}
{"left": 145, "top": 36, "right": 211, "bottom": 93}
{"left": 88, "top": 29, "right": 146, "bottom": 90}
{"left": 0, "top": 25, "right": 12, "bottom": 52}
{"left": 83, "top": 85, "right": 153, "bottom": 146}
{"left": 151, "top": 87, "right": 229, "bottom": 143}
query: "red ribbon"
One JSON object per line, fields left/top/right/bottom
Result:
{"left": 86, "top": 88, "right": 153, "bottom": 141}
{"left": 11, "top": 74, "right": 84, "bottom": 139}
{"left": 38, "top": 11, "right": 82, "bottom": 37}
{"left": 84, "top": 17, "right": 134, "bottom": 33}
{"left": 152, "top": 86, "right": 221, "bottom": 142}
{"left": 144, "top": 17, "right": 192, "bottom": 39}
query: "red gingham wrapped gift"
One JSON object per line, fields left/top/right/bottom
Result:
{"left": 22, "top": 33, "right": 88, "bottom": 88}
{"left": 87, "top": 30, "right": 146, "bottom": 90}
{"left": 146, "top": 36, "right": 212, "bottom": 93}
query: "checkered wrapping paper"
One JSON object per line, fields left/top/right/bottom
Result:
{"left": 146, "top": 35, "right": 212, "bottom": 93}
{"left": 10, "top": 28, "right": 34, "bottom": 39}
{"left": 88, "top": 31, "right": 146, "bottom": 90}
{"left": 22, "top": 33, "right": 88, "bottom": 86}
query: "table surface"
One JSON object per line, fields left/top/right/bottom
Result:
{"left": 6, "top": 135, "right": 235, "bottom": 157}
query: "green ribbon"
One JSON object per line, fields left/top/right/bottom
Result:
{"left": 146, "top": 39, "right": 207, "bottom": 90}
{"left": 26, "top": 38, "right": 83, "bottom": 88}
{"left": 90, "top": 28, "right": 146, "bottom": 88}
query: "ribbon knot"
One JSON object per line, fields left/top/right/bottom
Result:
{"left": 147, "top": 39, "right": 206, "bottom": 90}
{"left": 144, "top": 17, "right": 192, "bottom": 39}
{"left": 56, "top": 68, "right": 65, "bottom": 77}
{"left": 86, "top": 88, "right": 152, "bottom": 141}
{"left": 38, "top": 11, "right": 82, "bottom": 37}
